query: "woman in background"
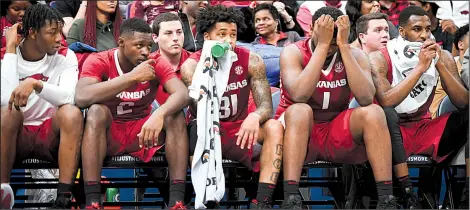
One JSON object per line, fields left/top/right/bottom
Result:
{"left": 1, "top": 0, "right": 37, "bottom": 47}
{"left": 67, "top": 0, "right": 122, "bottom": 52}
{"left": 132, "top": 0, "right": 179, "bottom": 25}
{"left": 252, "top": 3, "right": 301, "bottom": 47}
{"left": 346, "top": 0, "right": 398, "bottom": 48}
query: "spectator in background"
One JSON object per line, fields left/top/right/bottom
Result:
{"left": 1, "top": 0, "right": 37, "bottom": 48}
{"left": 237, "top": 5, "right": 257, "bottom": 43}
{"left": 356, "top": 13, "right": 391, "bottom": 54}
{"left": 296, "top": 1, "right": 347, "bottom": 37}
{"left": 151, "top": 13, "right": 191, "bottom": 105}
{"left": 432, "top": 1, "right": 468, "bottom": 57}
{"left": 54, "top": 0, "right": 86, "bottom": 37}
{"left": 210, "top": 0, "right": 251, "bottom": 7}
{"left": 132, "top": 1, "right": 180, "bottom": 25}
{"left": 453, "top": 24, "right": 469, "bottom": 71}
{"left": 252, "top": 4, "right": 301, "bottom": 47}
{"left": 66, "top": 0, "right": 123, "bottom": 52}
{"left": 430, "top": 24, "right": 469, "bottom": 118}
{"left": 379, "top": 0, "right": 409, "bottom": 26}
{"left": 434, "top": 1, "right": 468, "bottom": 30}
{"left": 249, "top": 1, "right": 304, "bottom": 37}
{"left": 409, "top": 0, "right": 454, "bottom": 52}
{"left": 346, "top": 0, "right": 398, "bottom": 47}
{"left": 178, "top": 0, "right": 207, "bottom": 52}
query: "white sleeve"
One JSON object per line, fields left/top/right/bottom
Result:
{"left": 1, "top": 53, "right": 20, "bottom": 106}
{"left": 36, "top": 50, "right": 79, "bottom": 106}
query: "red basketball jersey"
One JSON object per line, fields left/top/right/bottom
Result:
{"left": 80, "top": 48, "right": 176, "bottom": 121}
{"left": 150, "top": 49, "right": 191, "bottom": 105}
{"left": 278, "top": 39, "right": 351, "bottom": 122}
{"left": 189, "top": 46, "right": 251, "bottom": 122}
{"left": 380, "top": 48, "right": 434, "bottom": 121}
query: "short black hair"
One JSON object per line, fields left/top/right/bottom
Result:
{"left": 356, "top": 13, "right": 389, "bottom": 44}
{"left": 253, "top": 4, "right": 280, "bottom": 32}
{"left": 454, "top": 24, "right": 469, "bottom": 50}
{"left": 152, "top": 12, "right": 182, "bottom": 35}
{"left": 21, "top": 3, "right": 63, "bottom": 37}
{"left": 398, "top": 5, "right": 429, "bottom": 27}
{"left": 120, "top": 18, "right": 152, "bottom": 36}
{"left": 196, "top": 5, "right": 246, "bottom": 35}
{"left": 1, "top": 0, "right": 38, "bottom": 17}
{"left": 311, "top": 6, "right": 344, "bottom": 38}
{"left": 254, "top": 3, "right": 280, "bottom": 21}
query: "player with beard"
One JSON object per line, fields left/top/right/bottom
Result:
{"left": 75, "top": 18, "right": 190, "bottom": 209}
{"left": 1, "top": 4, "right": 83, "bottom": 209}
{"left": 180, "top": 5, "right": 284, "bottom": 209}
{"left": 369, "top": 6, "right": 469, "bottom": 209}
{"left": 276, "top": 6, "right": 398, "bottom": 209}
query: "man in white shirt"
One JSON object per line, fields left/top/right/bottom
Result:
{"left": 0, "top": 4, "right": 83, "bottom": 209}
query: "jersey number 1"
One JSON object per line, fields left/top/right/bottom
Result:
{"left": 322, "top": 92, "right": 330, "bottom": 109}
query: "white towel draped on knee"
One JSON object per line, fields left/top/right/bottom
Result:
{"left": 189, "top": 40, "right": 238, "bottom": 209}
{"left": 387, "top": 36, "right": 439, "bottom": 114}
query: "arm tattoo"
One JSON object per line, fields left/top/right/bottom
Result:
{"left": 249, "top": 52, "right": 273, "bottom": 124}
{"left": 369, "top": 52, "right": 392, "bottom": 97}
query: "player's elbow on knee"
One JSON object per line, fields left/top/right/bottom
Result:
{"left": 357, "top": 104, "right": 386, "bottom": 124}
{"left": 356, "top": 96, "right": 374, "bottom": 107}
{"left": 290, "top": 94, "right": 311, "bottom": 104}
{"left": 74, "top": 93, "right": 93, "bottom": 109}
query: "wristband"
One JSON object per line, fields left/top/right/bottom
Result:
{"left": 285, "top": 17, "right": 293, "bottom": 24}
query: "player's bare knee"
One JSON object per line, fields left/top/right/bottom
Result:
{"left": 285, "top": 103, "right": 313, "bottom": 125}
{"left": 355, "top": 104, "right": 386, "bottom": 125}
{"left": 85, "top": 104, "right": 111, "bottom": 127}
{"left": 263, "top": 119, "right": 284, "bottom": 143}
{"left": 164, "top": 111, "right": 186, "bottom": 132}
{"left": 56, "top": 104, "right": 84, "bottom": 129}
{"left": 1, "top": 106, "right": 23, "bottom": 131}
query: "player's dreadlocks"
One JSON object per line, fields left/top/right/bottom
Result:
{"left": 21, "top": 3, "right": 63, "bottom": 38}
{"left": 196, "top": 5, "right": 247, "bottom": 35}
